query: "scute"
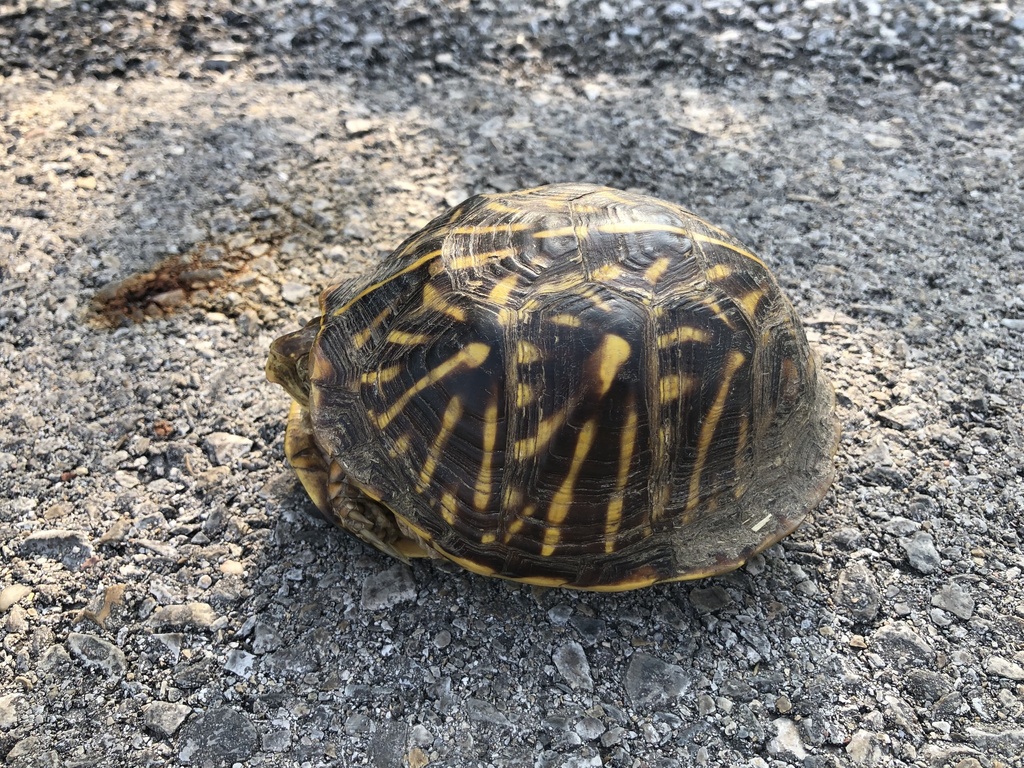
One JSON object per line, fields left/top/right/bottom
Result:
{"left": 267, "top": 183, "right": 840, "bottom": 590}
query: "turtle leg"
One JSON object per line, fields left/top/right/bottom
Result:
{"left": 282, "top": 402, "right": 430, "bottom": 562}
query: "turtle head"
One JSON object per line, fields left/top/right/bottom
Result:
{"left": 266, "top": 317, "right": 321, "bottom": 406}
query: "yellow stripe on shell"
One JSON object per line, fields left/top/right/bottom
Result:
{"left": 705, "top": 263, "right": 733, "bottom": 281}
{"left": 334, "top": 249, "right": 442, "bottom": 316}
{"left": 604, "top": 403, "right": 638, "bottom": 553}
{"left": 473, "top": 397, "right": 500, "bottom": 511}
{"left": 657, "top": 326, "right": 711, "bottom": 347}
{"left": 417, "top": 396, "right": 463, "bottom": 492}
{"left": 643, "top": 257, "right": 671, "bottom": 284}
{"left": 439, "top": 490, "right": 459, "bottom": 525}
{"left": 532, "top": 224, "right": 590, "bottom": 240}
{"left": 593, "top": 334, "right": 631, "bottom": 396}
{"left": 685, "top": 349, "right": 746, "bottom": 516}
{"left": 514, "top": 410, "right": 566, "bottom": 460}
{"left": 371, "top": 343, "right": 490, "bottom": 429}
{"left": 446, "top": 248, "right": 517, "bottom": 271}
{"left": 422, "top": 283, "right": 468, "bottom": 321}
{"left": 551, "top": 314, "right": 582, "bottom": 327}
{"left": 450, "top": 222, "right": 533, "bottom": 235}
{"left": 502, "top": 504, "right": 534, "bottom": 544}
{"left": 541, "top": 418, "right": 599, "bottom": 556}
{"left": 516, "top": 383, "right": 536, "bottom": 408}
{"left": 386, "top": 330, "right": 434, "bottom": 346}
{"left": 591, "top": 263, "right": 623, "bottom": 282}
{"left": 659, "top": 373, "right": 697, "bottom": 401}
{"left": 361, "top": 364, "right": 403, "bottom": 385}
{"left": 738, "top": 289, "right": 765, "bottom": 318}
{"left": 487, "top": 274, "right": 520, "bottom": 305}
{"left": 353, "top": 305, "right": 395, "bottom": 349}
{"left": 516, "top": 340, "right": 543, "bottom": 364}
{"left": 700, "top": 296, "right": 736, "bottom": 329}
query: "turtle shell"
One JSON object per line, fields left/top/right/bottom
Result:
{"left": 267, "top": 183, "right": 839, "bottom": 590}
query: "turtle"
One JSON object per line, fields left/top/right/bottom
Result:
{"left": 266, "top": 183, "right": 839, "bottom": 591}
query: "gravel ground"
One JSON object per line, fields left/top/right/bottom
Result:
{"left": 2, "top": 1, "right": 1023, "bottom": 767}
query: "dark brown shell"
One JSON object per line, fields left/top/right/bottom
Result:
{"left": 271, "top": 183, "right": 839, "bottom": 590}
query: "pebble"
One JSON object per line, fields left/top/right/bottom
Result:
{"left": 871, "top": 624, "right": 935, "bottom": 667}
{"left": 252, "top": 622, "right": 282, "bottom": 654}
{"left": 466, "top": 698, "right": 512, "bottom": 728}
{"left": 178, "top": 707, "right": 258, "bottom": 764}
{"left": 899, "top": 531, "right": 941, "bottom": 574}
{"left": 0, "top": 584, "right": 32, "bottom": 612}
{"left": 688, "top": 585, "right": 732, "bottom": 613}
{"left": 0, "top": 693, "right": 20, "bottom": 730}
{"left": 903, "top": 669, "right": 953, "bottom": 702}
{"left": 552, "top": 641, "right": 594, "bottom": 692}
{"left": 931, "top": 582, "right": 975, "bottom": 620}
{"left": 574, "top": 716, "right": 605, "bottom": 741}
{"left": 966, "top": 726, "right": 1024, "bottom": 754}
{"left": 360, "top": 564, "right": 417, "bottom": 610}
{"left": 767, "top": 718, "right": 807, "bottom": 762}
{"left": 280, "top": 282, "right": 310, "bottom": 304}
{"left": 432, "top": 629, "right": 452, "bottom": 649}
{"left": 261, "top": 719, "right": 291, "bottom": 752}
{"left": 624, "top": 653, "right": 690, "bottom": 710}
{"left": 203, "top": 432, "right": 253, "bottom": 465}
{"left": 66, "top": 632, "right": 126, "bottom": 680}
{"left": 877, "top": 402, "right": 925, "bottom": 429}
{"left": 410, "top": 723, "right": 432, "bottom": 747}
{"left": 984, "top": 656, "right": 1024, "bottom": 681}
{"left": 19, "top": 529, "right": 93, "bottom": 570}
{"left": 143, "top": 701, "right": 192, "bottom": 738}
{"left": 148, "top": 603, "right": 220, "bottom": 630}
{"left": 845, "top": 729, "right": 883, "bottom": 766}
{"left": 224, "top": 648, "right": 256, "bottom": 677}
{"left": 834, "top": 561, "right": 881, "bottom": 621}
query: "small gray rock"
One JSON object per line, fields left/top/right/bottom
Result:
{"left": 878, "top": 403, "right": 925, "bottom": 430}
{"left": 574, "top": 716, "right": 605, "bottom": 741}
{"left": 466, "top": 698, "right": 511, "bottom": 728}
{"left": 178, "top": 707, "right": 258, "bottom": 765}
{"left": 143, "top": 701, "right": 192, "bottom": 738}
{"left": 261, "top": 719, "right": 291, "bottom": 752}
{"left": 252, "top": 622, "right": 282, "bottom": 654}
{"left": 203, "top": 432, "right": 253, "bottom": 465}
{"left": 846, "top": 729, "right": 882, "bottom": 766}
{"left": 931, "top": 582, "right": 975, "bottom": 619}
{"left": 689, "top": 585, "right": 732, "bottom": 613}
{"left": 6, "top": 736, "right": 59, "bottom": 768}
{"left": 903, "top": 669, "right": 953, "bottom": 702}
{"left": 767, "top": 718, "right": 807, "bottom": 762}
{"left": 0, "top": 584, "right": 32, "bottom": 612}
{"left": 553, "top": 641, "right": 593, "bottom": 692}
{"left": 360, "top": 564, "right": 417, "bottom": 610}
{"left": 410, "top": 723, "right": 432, "bottom": 747}
{"left": 625, "top": 653, "right": 690, "bottom": 710}
{"left": 224, "top": 648, "right": 256, "bottom": 678}
{"left": 280, "top": 282, "right": 310, "bottom": 304}
{"left": 66, "top": 632, "right": 126, "bottom": 680}
{"left": 899, "top": 531, "right": 941, "bottom": 574}
{"left": 0, "top": 693, "right": 21, "bottom": 730}
{"left": 834, "top": 561, "right": 881, "bottom": 621}
{"left": 984, "top": 656, "right": 1024, "bottom": 681}
{"left": 149, "top": 603, "right": 220, "bottom": 630}
{"left": 872, "top": 624, "right": 935, "bottom": 667}
{"left": 966, "top": 726, "right": 1024, "bottom": 754}
{"left": 19, "top": 530, "right": 93, "bottom": 570}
